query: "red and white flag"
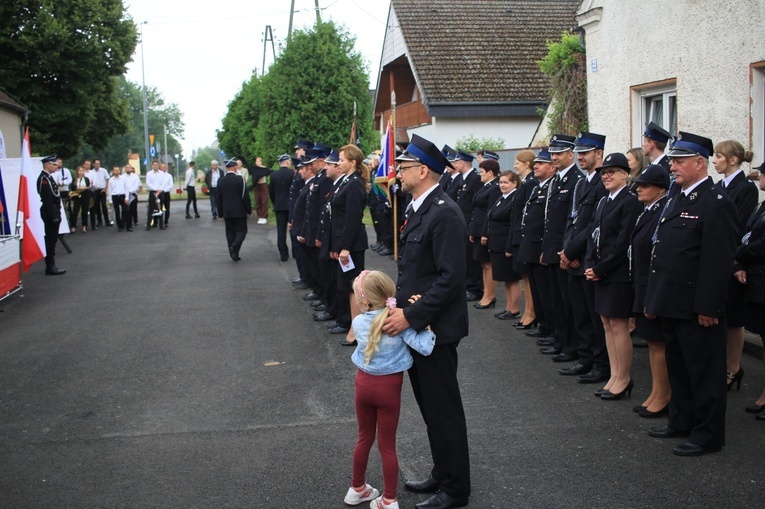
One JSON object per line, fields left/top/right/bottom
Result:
{"left": 17, "top": 128, "right": 45, "bottom": 272}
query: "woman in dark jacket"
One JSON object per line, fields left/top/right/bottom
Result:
{"left": 630, "top": 165, "right": 671, "bottom": 417}
{"left": 586, "top": 153, "right": 642, "bottom": 401}
{"left": 333, "top": 144, "right": 370, "bottom": 346}
{"left": 483, "top": 170, "right": 521, "bottom": 319}
{"left": 734, "top": 163, "right": 765, "bottom": 420}
{"left": 511, "top": 150, "right": 539, "bottom": 328}
{"left": 69, "top": 166, "right": 91, "bottom": 233}
{"left": 469, "top": 159, "right": 501, "bottom": 309}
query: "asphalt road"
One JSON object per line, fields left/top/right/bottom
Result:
{"left": 1, "top": 209, "right": 763, "bottom": 508}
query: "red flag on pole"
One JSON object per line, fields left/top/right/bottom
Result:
{"left": 17, "top": 128, "right": 46, "bottom": 272}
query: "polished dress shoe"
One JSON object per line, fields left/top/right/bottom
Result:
{"left": 371, "top": 242, "right": 383, "bottom": 251}
{"left": 539, "top": 346, "right": 561, "bottom": 355}
{"left": 473, "top": 298, "right": 496, "bottom": 309}
{"left": 672, "top": 442, "right": 720, "bottom": 457}
{"left": 465, "top": 291, "right": 480, "bottom": 302}
{"left": 312, "top": 304, "right": 327, "bottom": 312}
{"left": 310, "top": 300, "right": 325, "bottom": 307}
{"left": 325, "top": 322, "right": 340, "bottom": 329}
{"left": 404, "top": 476, "right": 439, "bottom": 494}
{"left": 551, "top": 352, "right": 578, "bottom": 363}
{"left": 302, "top": 292, "right": 320, "bottom": 301}
{"left": 312, "top": 312, "right": 335, "bottom": 322}
{"left": 513, "top": 320, "right": 536, "bottom": 329}
{"left": 648, "top": 425, "right": 689, "bottom": 439}
{"left": 45, "top": 266, "right": 66, "bottom": 275}
{"left": 638, "top": 405, "right": 668, "bottom": 418}
{"left": 577, "top": 369, "right": 610, "bottom": 384}
{"left": 558, "top": 363, "right": 591, "bottom": 376}
{"left": 338, "top": 338, "right": 357, "bottom": 346}
{"left": 415, "top": 490, "right": 469, "bottom": 509}
{"left": 756, "top": 413, "right": 765, "bottom": 421}
{"left": 378, "top": 247, "right": 394, "bottom": 256}
{"left": 745, "top": 403, "right": 765, "bottom": 414}
{"left": 327, "top": 325, "right": 350, "bottom": 334}
{"left": 600, "top": 380, "right": 634, "bottom": 400}
{"left": 525, "top": 329, "right": 551, "bottom": 338}
{"left": 535, "top": 338, "right": 554, "bottom": 346}
{"left": 495, "top": 310, "right": 520, "bottom": 320}
{"left": 292, "top": 282, "right": 309, "bottom": 290}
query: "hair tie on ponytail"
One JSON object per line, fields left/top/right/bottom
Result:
{"left": 385, "top": 297, "right": 397, "bottom": 311}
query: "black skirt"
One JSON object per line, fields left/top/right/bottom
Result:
{"left": 472, "top": 242, "right": 491, "bottom": 263}
{"left": 594, "top": 282, "right": 633, "bottom": 318}
{"left": 726, "top": 277, "right": 748, "bottom": 328}
{"left": 337, "top": 250, "right": 365, "bottom": 293}
{"left": 491, "top": 252, "right": 521, "bottom": 282}
{"left": 634, "top": 313, "right": 663, "bottom": 341}
{"left": 745, "top": 301, "right": 765, "bottom": 335}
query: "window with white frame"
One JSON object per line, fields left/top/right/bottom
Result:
{"left": 752, "top": 65, "right": 765, "bottom": 166}
{"left": 642, "top": 86, "right": 677, "bottom": 137}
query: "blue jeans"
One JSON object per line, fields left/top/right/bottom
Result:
{"left": 209, "top": 188, "right": 219, "bottom": 218}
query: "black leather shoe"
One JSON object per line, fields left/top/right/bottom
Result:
{"left": 291, "top": 276, "right": 302, "bottom": 283}
{"left": 415, "top": 491, "right": 469, "bottom": 509}
{"left": 525, "top": 329, "right": 550, "bottom": 338}
{"left": 338, "top": 338, "right": 357, "bottom": 346}
{"left": 672, "top": 442, "right": 720, "bottom": 457}
{"left": 303, "top": 292, "right": 320, "bottom": 301}
{"left": 745, "top": 403, "right": 765, "bottom": 414}
{"left": 45, "top": 266, "right": 66, "bottom": 275}
{"left": 558, "top": 363, "right": 591, "bottom": 376}
{"left": 496, "top": 310, "right": 521, "bottom": 320}
{"left": 465, "top": 291, "right": 480, "bottom": 301}
{"left": 539, "top": 346, "right": 561, "bottom": 355}
{"left": 535, "top": 338, "right": 554, "bottom": 346}
{"left": 756, "top": 413, "right": 765, "bottom": 421}
{"left": 551, "top": 352, "right": 578, "bottom": 363}
{"left": 327, "top": 325, "right": 350, "bottom": 334}
{"left": 405, "top": 476, "right": 440, "bottom": 494}
{"left": 312, "top": 312, "right": 335, "bottom": 322}
{"left": 292, "top": 283, "right": 309, "bottom": 290}
{"left": 312, "top": 304, "right": 327, "bottom": 312}
{"left": 648, "top": 425, "right": 689, "bottom": 439}
{"left": 325, "top": 322, "right": 340, "bottom": 329}
{"left": 577, "top": 369, "right": 610, "bottom": 384}
{"left": 378, "top": 247, "right": 394, "bottom": 256}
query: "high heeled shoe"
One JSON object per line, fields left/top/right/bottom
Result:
{"left": 744, "top": 403, "right": 765, "bottom": 414}
{"left": 594, "top": 388, "right": 610, "bottom": 397}
{"left": 513, "top": 319, "right": 537, "bottom": 330}
{"left": 632, "top": 405, "right": 647, "bottom": 413}
{"left": 726, "top": 367, "right": 744, "bottom": 391}
{"left": 473, "top": 298, "right": 496, "bottom": 309}
{"left": 638, "top": 405, "right": 668, "bottom": 418}
{"left": 600, "top": 380, "right": 634, "bottom": 400}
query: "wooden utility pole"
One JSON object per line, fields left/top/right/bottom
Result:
{"left": 314, "top": 0, "right": 321, "bottom": 23}
{"left": 288, "top": 0, "right": 295, "bottom": 38}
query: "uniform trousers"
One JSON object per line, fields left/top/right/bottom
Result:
{"left": 569, "top": 274, "right": 608, "bottom": 370}
{"left": 302, "top": 245, "right": 322, "bottom": 295}
{"left": 465, "top": 240, "right": 483, "bottom": 295}
{"left": 538, "top": 264, "right": 579, "bottom": 355}
{"left": 661, "top": 316, "right": 727, "bottom": 449}
{"left": 318, "top": 256, "right": 339, "bottom": 318}
{"left": 352, "top": 370, "right": 403, "bottom": 500}
{"left": 44, "top": 219, "right": 58, "bottom": 268}
{"left": 290, "top": 232, "right": 307, "bottom": 282}
{"left": 526, "top": 263, "right": 551, "bottom": 333}
{"left": 408, "top": 342, "right": 470, "bottom": 500}
{"left": 224, "top": 217, "right": 248, "bottom": 255}
{"left": 111, "top": 195, "right": 128, "bottom": 229}
{"left": 274, "top": 211, "right": 289, "bottom": 261}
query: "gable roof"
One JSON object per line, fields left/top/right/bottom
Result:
{"left": 390, "top": 0, "right": 580, "bottom": 115}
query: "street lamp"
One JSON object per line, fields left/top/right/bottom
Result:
{"left": 140, "top": 21, "right": 150, "bottom": 176}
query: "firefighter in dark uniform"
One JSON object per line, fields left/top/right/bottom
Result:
{"left": 37, "top": 155, "right": 66, "bottom": 275}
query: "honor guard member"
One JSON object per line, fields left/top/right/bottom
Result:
{"left": 290, "top": 140, "right": 314, "bottom": 287}
{"left": 108, "top": 166, "right": 131, "bottom": 231}
{"left": 644, "top": 131, "right": 737, "bottom": 456}
{"left": 642, "top": 122, "right": 672, "bottom": 172}
{"left": 217, "top": 158, "right": 252, "bottom": 261}
{"left": 559, "top": 132, "right": 610, "bottom": 382}
{"left": 38, "top": 155, "right": 65, "bottom": 275}
{"left": 270, "top": 154, "right": 296, "bottom": 262}
{"left": 145, "top": 160, "right": 165, "bottom": 230}
{"left": 453, "top": 150, "right": 483, "bottom": 300}
{"left": 293, "top": 158, "right": 321, "bottom": 294}
{"left": 382, "top": 134, "right": 471, "bottom": 509}
{"left": 124, "top": 164, "right": 142, "bottom": 227}
{"left": 442, "top": 145, "right": 461, "bottom": 202}
{"left": 539, "top": 134, "right": 583, "bottom": 361}
{"left": 517, "top": 150, "right": 556, "bottom": 340}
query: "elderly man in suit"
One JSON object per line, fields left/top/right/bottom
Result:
{"left": 644, "top": 131, "right": 737, "bottom": 456}
{"left": 216, "top": 159, "right": 252, "bottom": 261}
{"left": 383, "top": 134, "right": 470, "bottom": 509}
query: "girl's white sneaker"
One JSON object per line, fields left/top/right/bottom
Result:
{"left": 344, "top": 484, "right": 380, "bottom": 505}
{"left": 370, "top": 496, "right": 399, "bottom": 509}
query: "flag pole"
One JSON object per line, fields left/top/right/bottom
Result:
{"left": 391, "top": 91, "right": 398, "bottom": 260}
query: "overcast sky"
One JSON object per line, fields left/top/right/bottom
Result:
{"left": 123, "top": 0, "right": 391, "bottom": 158}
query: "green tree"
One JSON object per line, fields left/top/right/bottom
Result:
{"left": 538, "top": 32, "right": 588, "bottom": 137}
{"left": 0, "top": 1, "right": 138, "bottom": 158}
{"left": 218, "top": 21, "right": 373, "bottom": 163}
{"left": 190, "top": 145, "right": 222, "bottom": 173}
{"left": 455, "top": 135, "right": 506, "bottom": 153}
{"left": 67, "top": 77, "right": 185, "bottom": 171}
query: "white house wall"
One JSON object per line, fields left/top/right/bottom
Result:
{"left": 578, "top": 0, "right": 765, "bottom": 165}
{"left": 409, "top": 116, "right": 543, "bottom": 151}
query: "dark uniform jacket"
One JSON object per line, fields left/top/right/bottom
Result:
{"left": 330, "top": 172, "right": 368, "bottom": 253}
{"left": 216, "top": 172, "right": 252, "bottom": 218}
{"left": 398, "top": 186, "right": 468, "bottom": 344}
{"left": 291, "top": 177, "right": 311, "bottom": 238}
{"left": 485, "top": 190, "right": 517, "bottom": 254}
{"left": 562, "top": 173, "right": 607, "bottom": 276}
{"left": 445, "top": 172, "right": 462, "bottom": 201}
{"left": 468, "top": 179, "right": 500, "bottom": 239}
{"left": 37, "top": 171, "right": 61, "bottom": 223}
{"left": 454, "top": 169, "right": 481, "bottom": 223}
{"left": 517, "top": 177, "right": 554, "bottom": 264}
{"left": 716, "top": 171, "right": 758, "bottom": 243}
{"left": 644, "top": 177, "right": 737, "bottom": 319}
{"left": 510, "top": 173, "right": 538, "bottom": 248}
{"left": 303, "top": 169, "right": 329, "bottom": 247}
{"left": 589, "top": 188, "right": 642, "bottom": 283}
{"left": 288, "top": 173, "right": 305, "bottom": 222}
{"left": 268, "top": 167, "right": 294, "bottom": 212}
{"left": 542, "top": 165, "right": 583, "bottom": 264}
{"left": 631, "top": 196, "right": 669, "bottom": 313}
{"left": 736, "top": 202, "right": 765, "bottom": 304}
